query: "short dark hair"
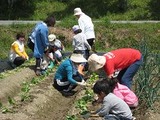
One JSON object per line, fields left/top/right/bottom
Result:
{"left": 44, "top": 16, "right": 56, "bottom": 27}
{"left": 93, "top": 78, "right": 111, "bottom": 95}
{"left": 108, "top": 78, "right": 118, "bottom": 92}
{"left": 16, "top": 32, "right": 25, "bottom": 39}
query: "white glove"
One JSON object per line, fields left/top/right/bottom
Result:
{"left": 77, "top": 80, "right": 86, "bottom": 86}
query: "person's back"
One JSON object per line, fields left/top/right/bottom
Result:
{"left": 78, "top": 13, "right": 95, "bottom": 39}
{"left": 73, "top": 32, "right": 91, "bottom": 51}
{"left": 29, "top": 16, "right": 56, "bottom": 76}
{"left": 113, "top": 83, "right": 138, "bottom": 107}
{"left": 92, "top": 78, "right": 133, "bottom": 120}
{"left": 74, "top": 7, "right": 95, "bottom": 49}
{"left": 101, "top": 93, "right": 132, "bottom": 119}
{"left": 33, "top": 22, "right": 49, "bottom": 58}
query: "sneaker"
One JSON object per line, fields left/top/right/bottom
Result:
{"left": 35, "top": 69, "right": 41, "bottom": 76}
{"left": 48, "top": 61, "right": 54, "bottom": 69}
{"left": 60, "top": 90, "right": 76, "bottom": 97}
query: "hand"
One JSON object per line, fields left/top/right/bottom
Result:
{"left": 77, "top": 81, "right": 86, "bottom": 86}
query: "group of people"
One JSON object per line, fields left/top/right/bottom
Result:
{"left": 8, "top": 7, "right": 143, "bottom": 120}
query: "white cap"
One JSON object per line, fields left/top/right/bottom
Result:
{"left": 72, "top": 25, "right": 80, "bottom": 32}
{"left": 74, "top": 8, "right": 83, "bottom": 16}
{"left": 48, "top": 34, "right": 56, "bottom": 42}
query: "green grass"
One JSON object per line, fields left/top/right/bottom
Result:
{"left": 0, "top": 22, "right": 160, "bottom": 59}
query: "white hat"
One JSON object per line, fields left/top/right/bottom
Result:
{"left": 70, "top": 54, "right": 87, "bottom": 63}
{"left": 88, "top": 54, "right": 106, "bottom": 72}
{"left": 74, "top": 8, "right": 83, "bottom": 16}
{"left": 72, "top": 25, "right": 80, "bottom": 32}
{"left": 48, "top": 34, "right": 56, "bottom": 42}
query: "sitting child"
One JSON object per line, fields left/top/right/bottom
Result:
{"left": 93, "top": 78, "right": 138, "bottom": 108}
{"left": 110, "top": 78, "right": 138, "bottom": 108}
{"left": 48, "top": 34, "right": 65, "bottom": 52}
{"left": 92, "top": 78, "right": 134, "bottom": 120}
{"left": 42, "top": 43, "right": 62, "bottom": 70}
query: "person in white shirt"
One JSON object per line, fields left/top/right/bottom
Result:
{"left": 72, "top": 25, "right": 91, "bottom": 59}
{"left": 74, "top": 7, "right": 96, "bottom": 58}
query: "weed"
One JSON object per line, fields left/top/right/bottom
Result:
{"left": 66, "top": 115, "right": 77, "bottom": 120}
{"left": 8, "top": 96, "right": 16, "bottom": 105}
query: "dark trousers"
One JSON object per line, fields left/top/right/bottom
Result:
{"left": 13, "top": 57, "right": 25, "bottom": 66}
{"left": 53, "top": 74, "right": 82, "bottom": 91}
{"left": 87, "top": 38, "right": 95, "bottom": 47}
{"left": 27, "top": 38, "right": 34, "bottom": 52}
{"left": 117, "top": 56, "right": 143, "bottom": 89}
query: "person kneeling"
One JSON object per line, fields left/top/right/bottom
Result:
{"left": 53, "top": 53, "right": 87, "bottom": 97}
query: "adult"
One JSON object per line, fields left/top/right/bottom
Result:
{"left": 88, "top": 48, "right": 143, "bottom": 89}
{"left": 74, "top": 7, "right": 96, "bottom": 58}
{"left": 9, "top": 32, "right": 29, "bottom": 67}
{"left": 28, "top": 16, "right": 56, "bottom": 75}
{"left": 53, "top": 53, "right": 87, "bottom": 96}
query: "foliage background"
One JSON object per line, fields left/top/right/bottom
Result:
{"left": 0, "top": 0, "right": 160, "bottom": 20}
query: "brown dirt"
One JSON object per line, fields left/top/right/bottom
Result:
{"left": 0, "top": 65, "right": 79, "bottom": 120}
{"left": 0, "top": 27, "right": 159, "bottom": 120}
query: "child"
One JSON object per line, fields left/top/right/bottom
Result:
{"left": 109, "top": 78, "right": 138, "bottom": 108}
{"left": 72, "top": 25, "right": 91, "bottom": 71}
{"left": 48, "top": 34, "right": 65, "bottom": 52}
{"left": 72, "top": 25, "right": 91, "bottom": 60}
{"left": 9, "top": 32, "right": 29, "bottom": 67}
{"left": 92, "top": 78, "right": 133, "bottom": 120}
{"left": 45, "top": 43, "right": 63, "bottom": 69}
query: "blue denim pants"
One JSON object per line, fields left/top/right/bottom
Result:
{"left": 104, "top": 114, "right": 132, "bottom": 120}
{"left": 117, "top": 56, "right": 143, "bottom": 89}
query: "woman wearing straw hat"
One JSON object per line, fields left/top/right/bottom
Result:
{"left": 88, "top": 48, "right": 143, "bottom": 89}
{"left": 53, "top": 53, "right": 87, "bottom": 96}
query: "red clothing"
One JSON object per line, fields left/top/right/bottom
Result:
{"left": 103, "top": 48, "right": 141, "bottom": 76}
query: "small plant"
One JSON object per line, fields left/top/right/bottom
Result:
{"left": 66, "top": 115, "right": 77, "bottom": 120}
{"left": 8, "top": 96, "right": 16, "bottom": 105}
{"left": 20, "top": 92, "right": 31, "bottom": 102}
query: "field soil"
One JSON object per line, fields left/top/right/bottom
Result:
{"left": 0, "top": 27, "right": 159, "bottom": 120}
{"left": 0, "top": 63, "right": 159, "bottom": 120}
{"left": 0, "top": 64, "right": 81, "bottom": 120}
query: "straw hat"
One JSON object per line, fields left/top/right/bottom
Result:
{"left": 70, "top": 54, "right": 87, "bottom": 63}
{"left": 88, "top": 54, "right": 106, "bottom": 71}
{"left": 74, "top": 8, "right": 83, "bottom": 16}
{"left": 48, "top": 34, "right": 56, "bottom": 42}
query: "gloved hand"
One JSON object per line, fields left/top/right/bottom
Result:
{"left": 77, "top": 80, "right": 86, "bottom": 86}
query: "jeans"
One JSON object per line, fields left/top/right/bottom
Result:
{"left": 104, "top": 114, "right": 132, "bottom": 120}
{"left": 117, "top": 56, "right": 143, "bottom": 89}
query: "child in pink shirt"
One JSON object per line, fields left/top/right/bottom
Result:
{"left": 110, "top": 78, "right": 138, "bottom": 108}
{"left": 93, "top": 78, "right": 138, "bottom": 108}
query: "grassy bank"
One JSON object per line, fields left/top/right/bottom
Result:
{"left": 0, "top": 21, "right": 160, "bottom": 59}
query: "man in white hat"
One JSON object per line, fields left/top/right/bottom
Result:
{"left": 74, "top": 7, "right": 96, "bottom": 58}
{"left": 88, "top": 48, "right": 143, "bottom": 89}
{"left": 53, "top": 53, "right": 87, "bottom": 96}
